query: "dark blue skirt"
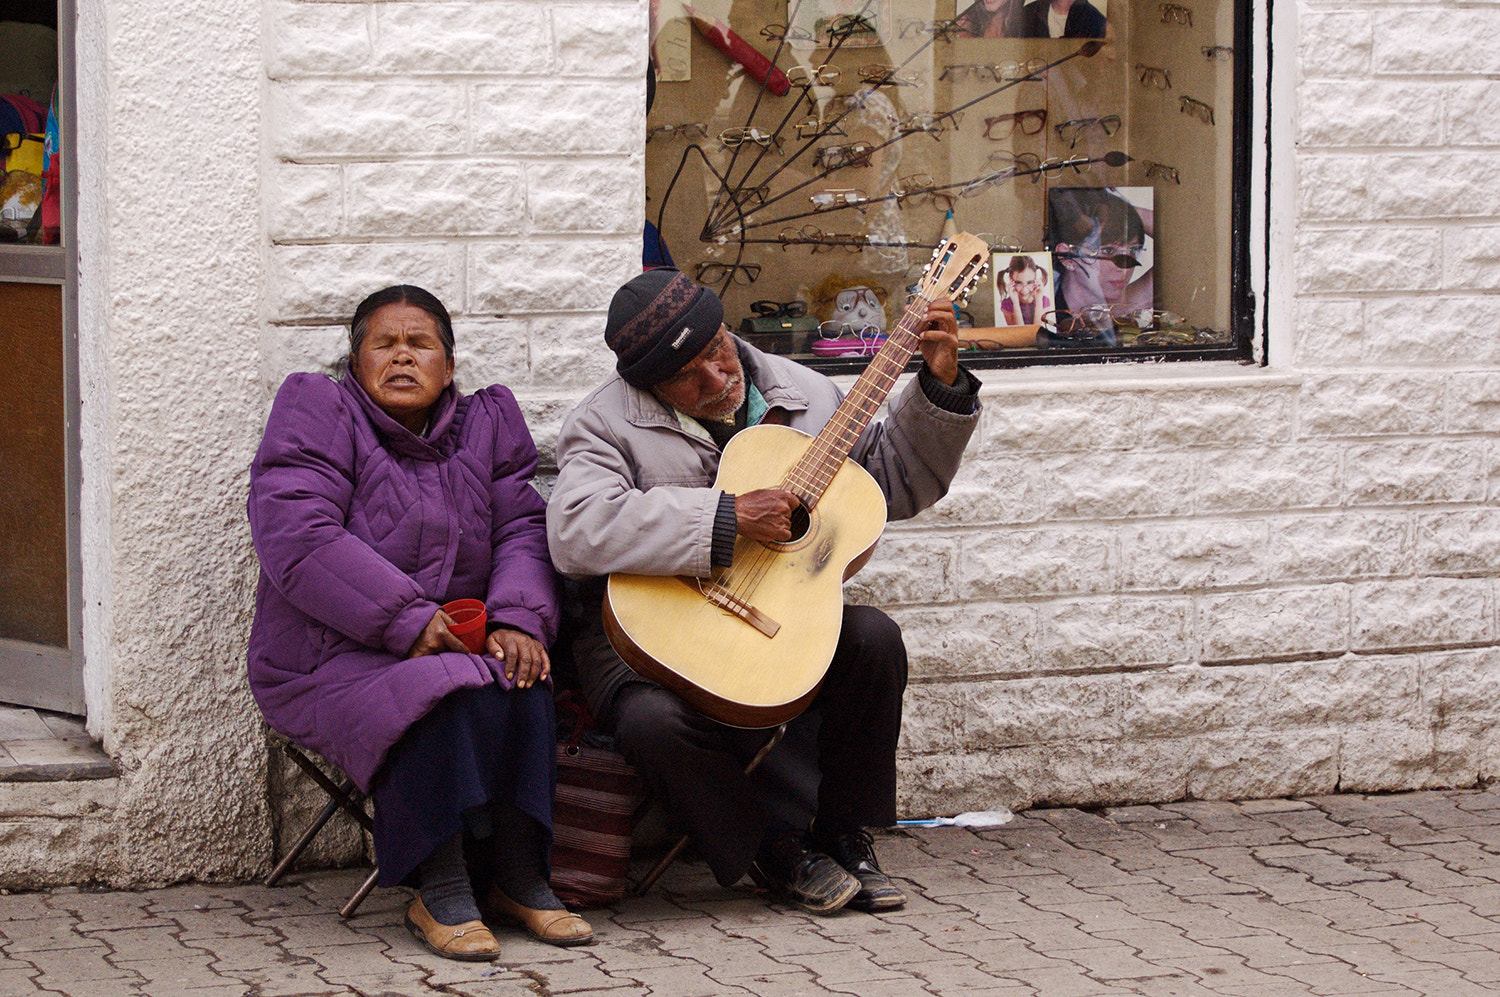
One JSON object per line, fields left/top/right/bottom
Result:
{"left": 371, "top": 682, "right": 556, "bottom": 888}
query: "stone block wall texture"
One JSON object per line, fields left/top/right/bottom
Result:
{"left": 881, "top": 0, "right": 1500, "bottom": 817}
{"left": 10, "top": 0, "right": 1500, "bottom": 890}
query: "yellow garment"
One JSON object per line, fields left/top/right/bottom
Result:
{"left": 3, "top": 133, "right": 45, "bottom": 174}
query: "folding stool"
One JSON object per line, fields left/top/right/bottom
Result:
{"left": 264, "top": 740, "right": 380, "bottom": 917}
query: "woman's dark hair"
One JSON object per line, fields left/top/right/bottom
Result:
{"left": 1047, "top": 187, "right": 1146, "bottom": 250}
{"left": 348, "top": 285, "right": 455, "bottom": 364}
{"left": 1007, "top": 255, "right": 1041, "bottom": 278}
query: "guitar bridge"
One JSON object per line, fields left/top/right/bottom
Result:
{"left": 695, "top": 580, "right": 781, "bottom": 639}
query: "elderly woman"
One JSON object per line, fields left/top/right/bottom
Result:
{"left": 246, "top": 285, "right": 591, "bottom": 961}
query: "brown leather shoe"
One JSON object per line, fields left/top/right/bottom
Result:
{"left": 483, "top": 887, "right": 594, "bottom": 946}
{"left": 404, "top": 898, "right": 501, "bottom": 961}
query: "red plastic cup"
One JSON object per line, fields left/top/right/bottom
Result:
{"left": 442, "top": 598, "right": 487, "bottom": 654}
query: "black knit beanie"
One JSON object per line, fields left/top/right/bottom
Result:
{"left": 604, "top": 268, "right": 724, "bottom": 388}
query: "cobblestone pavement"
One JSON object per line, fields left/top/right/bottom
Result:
{"left": 4, "top": 786, "right": 1500, "bottom": 996}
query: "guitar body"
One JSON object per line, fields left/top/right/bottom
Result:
{"left": 604, "top": 423, "right": 887, "bottom": 728}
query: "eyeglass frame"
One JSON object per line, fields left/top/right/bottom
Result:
{"left": 982, "top": 108, "right": 1048, "bottom": 140}
{"left": 1040, "top": 305, "right": 1116, "bottom": 338}
{"left": 1179, "top": 95, "right": 1215, "bottom": 125}
{"left": 809, "top": 188, "right": 870, "bottom": 210}
{"left": 760, "top": 23, "right": 815, "bottom": 41}
{"left": 1135, "top": 64, "right": 1172, "bottom": 89}
{"left": 897, "top": 111, "right": 962, "bottom": 138}
{"left": 1159, "top": 3, "right": 1193, "bottom": 25}
{"left": 1055, "top": 115, "right": 1122, "bottom": 148}
{"left": 719, "top": 126, "right": 783, "bottom": 151}
{"left": 787, "top": 64, "right": 841, "bottom": 87}
{"left": 647, "top": 122, "right": 708, "bottom": 141}
{"left": 750, "top": 299, "right": 809, "bottom": 318}
{"left": 815, "top": 142, "right": 876, "bottom": 171}
{"left": 1141, "top": 160, "right": 1181, "bottom": 184}
{"left": 694, "top": 262, "right": 763, "bottom": 285}
{"left": 939, "top": 59, "right": 1046, "bottom": 83}
{"left": 795, "top": 117, "right": 847, "bottom": 138}
{"left": 859, "top": 65, "right": 923, "bottom": 87}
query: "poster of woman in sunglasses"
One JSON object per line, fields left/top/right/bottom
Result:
{"left": 1045, "top": 186, "right": 1154, "bottom": 346}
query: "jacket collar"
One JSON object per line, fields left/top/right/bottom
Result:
{"left": 341, "top": 373, "right": 459, "bottom": 460}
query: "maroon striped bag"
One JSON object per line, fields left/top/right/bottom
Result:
{"left": 549, "top": 694, "right": 647, "bottom": 908}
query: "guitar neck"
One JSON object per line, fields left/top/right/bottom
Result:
{"left": 781, "top": 293, "right": 934, "bottom": 507}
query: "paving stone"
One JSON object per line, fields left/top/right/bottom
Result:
{"left": 0, "top": 893, "right": 56, "bottom": 921}
{"left": 1352, "top": 816, "right": 1466, "bottom": 847}
{"left": 497, "top": 956, "right": 622, "bottom": 993}
{"left": 1362, "top": 967, "right": 1500, "bottom": 995}
{"left": 1356, "top": 918, "right": 1488, "bottom": 955}
{"left": 1050, "top": 942, "right": 1189, "bottom": 982}
{"left": 618, "top": 962, "right": 757, "bottom": 994}
{"left": 1286, "top": 898, "right": 1414, "bottom": 931}
{"left": 1033, "top": 809, "right": 1133, "bottom": 840}
{"left": 1078, "top": 881, "right": 1187, "bottom": 912}
{"left": 1260, "top": 959, "right": 1410, "bottom": 994}
{"left": 22, "top": 944, "right": 139, "bottom": 985}
{"left": 992, "top": 962, "right": 1142, "bottom": 996}
{"left": 0, "top": 968, "right": 39, "bottom": 997}
{"left": 1088, "top": 921, "right": 1225, "bottom": 961}
{"left": 1344, "top": 879, "right": 1463, "bottom": 909}
{"left": 1388, "top": 901, "right": 1500, "bottom": 938}
{"left": 1240, "top": 799, "right": 1318, "bottom": 815}
{"left": 1417, "top": 882, "right": 1500, "bottom": 915}
{"left": 1158, "top": 952, "right": 1286, "bottom": 991}
{"left": 719, "top": 921, "right": 848, "bottom": 959}
{"left": 1105, "top": 805, "right": 1192, "bottom": 823}
{"left": 1409, "top": 840, "right": 1500, "bottom": 876}
{"left": 112, "top": 954, "right": 229, "bottom": 990}
{"left": 781, "top": 946, "right": 911, "bottom": 985}
{"left": 1207, "top": 933, "right": 1339, "bottom": 969}
{"left": 1451, "top": 788, "right": 1500, "bottom": 813}
{"left": 1142, "top": 863, "right": 1262, "bottom": 898}
{"left": 1258, "top": 849, "right": 1395, "bottom": 887}
{"left": 1409, "top": 946, "right": 1500, "bottom": 982}
{"left": 0, "top": 918, "right": 99, "bottom": 954}
{"left": 1262, "top": 810, "right": 1376, "bottom": 842}
{"left": 999, "top": 873, "right": 1113, "bottom": 908}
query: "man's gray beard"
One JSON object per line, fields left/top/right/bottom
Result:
{"left": 695, "top": 377, "right": 745, "bottom": 422}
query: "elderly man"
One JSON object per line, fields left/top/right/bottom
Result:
{"left": 546, "top": 268, "right": 981, "bottom": 914}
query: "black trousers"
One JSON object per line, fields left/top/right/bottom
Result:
{"left": 608, "top": 605, "right": 908, "bottom": 887}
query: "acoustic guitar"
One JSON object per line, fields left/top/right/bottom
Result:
{"left": 604, "top": 234, "right": 991, "bottom": 728}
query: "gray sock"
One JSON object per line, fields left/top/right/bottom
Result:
{"left": 490, "top": 803, "right": 564, "bottom": 911}
{"left": 418, "top": 832, "right": 482, "bottom": 925}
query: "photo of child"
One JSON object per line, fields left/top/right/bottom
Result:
{"left": 993, "top": 252, "right": 1055, "bottom": 330}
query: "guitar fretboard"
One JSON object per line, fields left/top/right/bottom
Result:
{"left": 780, "top": 294, "right": 932, "bottom": 508}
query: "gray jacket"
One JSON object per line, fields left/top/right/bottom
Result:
{"left": 546, "top": 338, "right": 981, "bottom": 722}
{"left": 547, "top": 338, "right": 981, "bottom": 581}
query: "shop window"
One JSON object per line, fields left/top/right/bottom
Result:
{"left": 645, "top": 0, "right": 1253, "bottom": 369}
{"left": 1, "top": 0, "right": 82, "bottom": 713}
{"left": 1, "top": 1, "right": 60, "bottom": 248}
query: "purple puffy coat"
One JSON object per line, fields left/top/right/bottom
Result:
{"left": 246, "top": 372, "right": 560, "bottom": 792}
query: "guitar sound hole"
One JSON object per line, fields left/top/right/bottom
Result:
{"left": 787, "top": 504, "right": 811, "bottom": 543}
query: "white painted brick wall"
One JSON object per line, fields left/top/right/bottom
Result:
{"left": 246, "top": 0, "right": 1500, "bottom": 839}
{"left": 262, "top": 0, "right": 645, "bottom": 391}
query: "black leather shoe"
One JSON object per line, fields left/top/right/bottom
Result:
{"left": 819, "top": 827, "right": 907, "bottom": 912}
{"left": 751, "top": 831, "right": 860, "bottom": 915}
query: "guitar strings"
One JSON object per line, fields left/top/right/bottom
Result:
{"left": 711, "top": 290, "right": 936, "bottom": 608}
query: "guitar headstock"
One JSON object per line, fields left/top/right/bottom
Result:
{"left": 917, "top": 233, "right": 991, "bottom": 307}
